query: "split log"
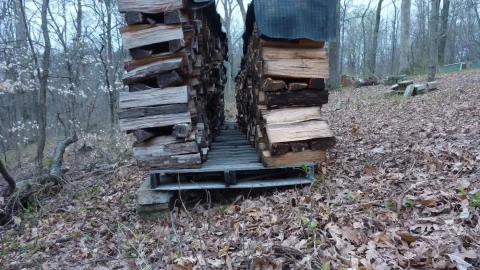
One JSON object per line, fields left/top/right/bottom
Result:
{"left": 164, "top": 10, "right": 189, "bottom": 24}
{"left": 120, "top": 24, "right": 184, "bottom": 50}
{"left": 156, "top": 70, "right": 183, "bottom": 88}
{"left": 119, "top": 86, "right": 189, "bottom": 109}
{"left": 119, "top": 112, "right": 191, "bottom": 131}
{"left": 119, "top": 105, "right": 189, "bottom": 121}
{"left": 266, "top": 120, "right": 334, "bottom": 144}
{"left": 122, "top": 57, "right": 183, "bottom": 85}
{"left": 118, "top": 0, "right": 184, "bottom": 14}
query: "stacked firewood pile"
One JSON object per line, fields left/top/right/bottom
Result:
{"left": 236, "top": 24, "right": 336, "bottom": 167}
{"left": 117, "top": 1, "right": 227, "bottom": 169}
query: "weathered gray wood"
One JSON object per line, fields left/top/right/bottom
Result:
{"left": 119, "top": 86, "right": 189, "bottom": 109}
{"left": 119, "top": 112, "right": 191, "bottom": 131}
{"left": 118, "top": 103, "right": 189, "bottom": 119}
{"left": 173, "top": 123, "right": 192, "bottom": 138}
{"left": 132, "top": 130, "right": 156, "bottom": 143}
{"left": 128, "top": 83, "right": 153, "bottom": 92}
{"left": 129, "top": 48, "right": 153, "bottom": 59}
{"left": 118, "top": 0, "right": 184, "bottom": 14}
{"left": 169, "top": 39, "right": 185, "bottom": 53}
{"left": 156, "top": 70, "right": 183, "bottom": 88}
{"left": 427, "top": 81, "right": 438, "bottom": 91}
{"left": 403, "top": 84, "right": 415, "bottom": 98}
{"left": 122, "top": 57, "right": 183, "bottom": 85}
{"left": 137, "top": 153, "right": 202, "bottom": 170}
{"left": 120, "top": 24, "right": 183, "bottom": 50}
{"left": 164, "top": 10, "right": 189, "bottom": 24}
{"left": 134, "top": 140, "right": 198, "bottom": 159}
{"left": 125, "top": 12, "right": 145, "bottom": 25}
{"left": 414, "top": 84, "right": 428, "bottom": 95}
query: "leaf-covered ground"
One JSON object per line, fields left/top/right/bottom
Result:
{"left": 1, "top": 70, "right": 479, "bottom": 269}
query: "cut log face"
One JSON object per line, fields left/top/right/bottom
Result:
{"left": 266, "top": 120, "right": 334, "bottom": 144}
{"left": 123, "top": 57, "right": 183, "bottom": 85}
{"left": 120, "top": 24, "right": 184, "bottom": 50}
{"left": 119, "top": 86, "right": 189, "bottom": 109}
{"left": 118, "top": 0, "right": 184, "bottom": 14}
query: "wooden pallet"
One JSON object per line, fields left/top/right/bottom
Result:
{"left": 149, "top": 122, "right": 315, "bottom": 191}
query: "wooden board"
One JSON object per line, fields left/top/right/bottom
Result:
{"left": 119, "top": 86, "right": 189, "bottom": 109}
{"left": 137, "top": 153, "right": 202, "bottom": 169}
{"left": 120, "top": 24, "right": 183, "bottom": 50}
{"left": 118, "top": 103, "right": 189, "bottom": 119}
{"left": 265, "top": 89, "right": 329, "bottom": 109}
{"left": 262, "top": 150, "right": 326, "bottom": 167}
{"left": 119, "top": 112, "right": 191, "bottom": 131}
{"left": 262, "top": 107, "right": 324, "bottom": 125}
{"left": 266, "top": 120, "right": 334, "bottom": 144}
{"left": 125, "top": 51, "right": 185, "bottom": 71}
{"left": 123, "top": 57, "right": 183, "bottom": 85}
{"left": 118, "top": 0, "right": 184, "bottom": 14}
{"left": 260, "top": 39, "right": 325, "bottom": 49}
{"left": 262, "top": 47, "right": 328, "bottom": 60}
{"left": 263, "top": 59, "right": 329, "bottom": 79}
{"left": 134, "top": 140, "right": 198, "bottom": 159}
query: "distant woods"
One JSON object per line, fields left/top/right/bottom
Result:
{"left": 336, "top": 0, "right": 479, "bottom": 80}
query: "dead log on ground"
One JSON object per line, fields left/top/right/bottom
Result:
{"left": 0, "top": 159, "right": 15, "bottom": 197}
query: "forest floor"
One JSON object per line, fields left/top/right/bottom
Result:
{"left": 1, "top": 69, "right": 479, "bottom": 269}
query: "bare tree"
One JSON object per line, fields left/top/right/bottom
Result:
{"left": 236, "top": 0, "right": 246, "bottom": 25}
{"left": 367, "top": 0, "right": 384, "bottom": 76}
{"left": 438, "top": 0, "right": 450, "bottom": 65}
{"left": 399, "top": 0, "right": 411, "bottom": 73}
{"left": 428, "top": 0, "right": 440, "bottom": 82}
{"left": 328, "top": 0, "right": 341, "bottom": 89}
{"left": 19, "top": 0, "right": 52, "bottom": 175}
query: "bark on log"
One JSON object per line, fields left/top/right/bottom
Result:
{"left": 49, "top": 134, "right": 78, "bottom": 180}
{"left": 0, "top": 159, "right": 16, "bottom": 196}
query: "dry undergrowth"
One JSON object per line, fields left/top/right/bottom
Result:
{"left": 0, "top": 70, "right": 479, "bottom": 269}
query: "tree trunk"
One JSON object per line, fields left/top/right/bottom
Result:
{"left": 367, "top": 0, "right": 384, "bottom": 76}
{"left": 236, "top": 0, "right": 246, "bottom": 25}
{"left": 0, "top": 160, "right": 15, "bottom": 196}
{"left": 438, "top": 0, "right": 450, "bottom": 65}
{"left": 327, "top": 0, "right": 341, "bottom": 89}
{"left": 390, "top": 0, "right": 398, "bottom": 74}
{"left": 399, "top": 0, "right": 411, "bottom": 74}
{"left": 49, "top": 134, "right": 78, "bottom": 180}
{"left": 428, "top": 0, "right": 440, "bottom": 82}
{"left": 35, "top": 0, "right": 52, "bottom": 175}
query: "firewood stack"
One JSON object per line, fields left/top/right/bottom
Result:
{"left": 236, "top": 1, "right": 336, "bottom": 167}
{"left": 117, "top": 0, "right": 227, "bottom": 169}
